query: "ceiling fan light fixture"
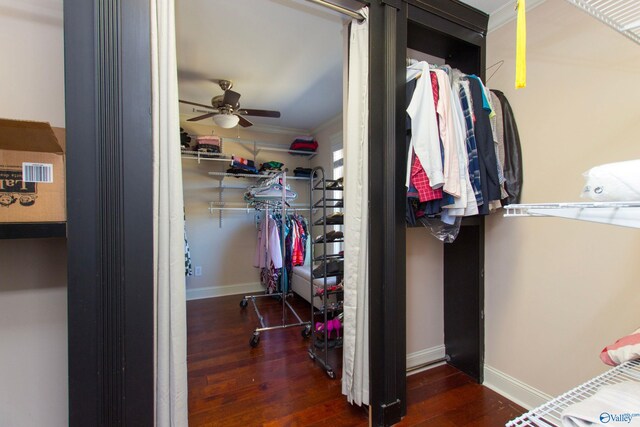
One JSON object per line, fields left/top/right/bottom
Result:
{"left": 212, "top": 113, "right": 240, "bottom": 129}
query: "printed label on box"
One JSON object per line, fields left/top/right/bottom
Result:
{"left": 22, "top": 162, "right": 53, "bottom": 183}
{"left": 0, "top": 168, "right": 38, "bottom": 207}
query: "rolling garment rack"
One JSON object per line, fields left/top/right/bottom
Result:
{"left": 239, "top": 172, "right": 312, "bottom": 347}
{"left": 308, "top": 166, "right": 344, "bottom": 379}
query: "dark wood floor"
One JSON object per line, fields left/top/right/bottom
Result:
{"left": 187, "top": 294, "right": 525, "bottom": 426}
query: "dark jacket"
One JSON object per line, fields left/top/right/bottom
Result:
{"left": 491, "top": 90, "right": 523, "bottom": 205}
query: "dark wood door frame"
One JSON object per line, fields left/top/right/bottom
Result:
{"left": 368, "top": 1, "right": 489, "bottom": 424}
{"left": 65, "top": 0, "right": 154, "bottom": 425}
{"left": 64, "top": 1, "right": 486, "bottom": 426}
{"left": 367, "top": 2, "right": 408, "bottom": 425}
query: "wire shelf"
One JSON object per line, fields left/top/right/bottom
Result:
{"left": 208, "top": 171, "right": 310, "bottom": 180}
{"left": 181, "top": 150, "right": 231, "bottom": 163}
{"left": 507, "top": 359, "right": 640, "bottom": 426}
{"left": 565, "top": 0, "right": 640, "bottom": 46}
{"left": 504, "top": 202, "right": 640, "bottom": 229}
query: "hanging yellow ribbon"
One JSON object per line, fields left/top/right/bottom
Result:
{"left": 515, "top": 0, "right": 527, "bottom": 89}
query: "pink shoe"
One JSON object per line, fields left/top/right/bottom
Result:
{"left": 331, "top": 318, "right": 342, "bottom": 338}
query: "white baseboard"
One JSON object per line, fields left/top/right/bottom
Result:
{"left": 186, "top": 282, "right": 263, "bottom": 301}
{"left": 484, "top": 365, "right": 553, "bottom": 410}
{"left": 406, "top": 345, "right": 446, "bottom": 374}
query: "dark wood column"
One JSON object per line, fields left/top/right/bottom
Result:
{"left": 64, "top": 0, "right": 154, "bottom": 425}
{"left": 368, "top": 1, "right": 408, "bottom": 425}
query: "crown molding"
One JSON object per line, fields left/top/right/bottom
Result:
{"left": 488, "top": 0, "right": 547, "bottom": 33}
{"left": 311, "top": 113, "right": 342, "bottom": 136}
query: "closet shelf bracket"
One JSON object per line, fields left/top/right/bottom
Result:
{"left": 504, "top": 201, "right": 640, "bottom": 229}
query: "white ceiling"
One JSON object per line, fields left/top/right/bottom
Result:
{"left": 176, "top": 0, "right": 512, "bottom": 132}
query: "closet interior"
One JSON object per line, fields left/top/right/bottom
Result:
{"left": 178, "top": 0, "right": 352, "bottom": 391}
{"left": 403, "top": 1, "right": 489, "bottom": 383}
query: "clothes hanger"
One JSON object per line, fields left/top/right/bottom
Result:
{"left": 486, "top": 60, "right": 504, "bottom": 83}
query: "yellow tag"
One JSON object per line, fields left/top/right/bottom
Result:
{"left": 515, "top": 0, "right": 527, "bottom": 89}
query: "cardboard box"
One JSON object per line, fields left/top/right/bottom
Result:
{"left": 0, "top": 118, "right": 66, "bottom": 223}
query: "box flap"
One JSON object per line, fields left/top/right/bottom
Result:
{"left": 0, "top": 118, "right": 63, "bottom": 154}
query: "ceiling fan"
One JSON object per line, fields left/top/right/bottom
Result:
{"left": 179, "top": 80, "right": 281, "bottom": 128}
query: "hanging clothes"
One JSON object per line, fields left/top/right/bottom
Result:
{"left": 404, "top": 61, "right": 522, "bottom": 231}
{"left": 490, "top": 90, "right": 510, "bottom": 202}
{"left": 253, "top": 213, "right": 308, "bottom": 293}
{"left": 491, "top": 89, "right": 524, "bottom": 205}
{"left": 406, "top": 61, "right": 444, "bottom": 190}
{"left": 184, "top": 211, "right": 193, "bottom": 277}
{"left": 468, "top": 76, "right": 501, "bottom": 214}
{"left": 254, "top": 216, "right": 283, "bottom": 270}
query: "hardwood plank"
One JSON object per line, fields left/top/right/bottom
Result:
{"left": 187, "top": 294, "right": 526, "bottom": 426}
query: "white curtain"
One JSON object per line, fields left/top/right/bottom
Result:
{"left": 151, "top": 0, "right": 189, "bottom": 425}
{"left": 342, "top": 7, "right": 369, "bottom": 407}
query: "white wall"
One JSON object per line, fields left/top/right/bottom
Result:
{"left": 311, "top": 114, "right": 341, "bottom": 177}
{"left": 0, "top": 3, "right": 67, "bottom": 425}
{"left": 181, "top": 121, "right": 315, "bottom": 299}
{"left": 484, "top": 0, "right": 640, "bottom": 404}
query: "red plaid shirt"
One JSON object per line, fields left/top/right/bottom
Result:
{"left": 411, "top": 153, "right": 442, "bottom": 202}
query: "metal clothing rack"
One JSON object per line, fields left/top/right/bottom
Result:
{"left": 507, "top": 359, "right": 640, "bottom": 426}
{"left": 239, "top": 172, "right": 312, "bottom": 347}
{"left": 207, "top": 171, "right": 310, "bottom": 227}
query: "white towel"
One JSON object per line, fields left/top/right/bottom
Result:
{"left": 561, "top": 382, "right": 640, "bottom": 426}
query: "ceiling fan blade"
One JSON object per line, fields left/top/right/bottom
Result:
{"left": 237, "top": 115, "right": 253, "bottom": 127}
{"left": 222, "top": 90, "right": 241, "bottom": 107}
{"left": 238, "top": 108, "right": 281, "bottom": 118}
{"left": 180, "top": 99, "right": 214, "bottom": 110}
{"left": 187, "top": 112, "right": 216, "bottom": 122}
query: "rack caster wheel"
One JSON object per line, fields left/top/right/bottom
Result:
{"left": 301, "top": 325, "right": 311, "bottom": 338}
{"left": 240, "top": 298, "right": 248, "bottom": 308}
{"left": 249, "top": 333, "right": 260, "bottom": 348}
{"left": 308, "top": 349, "right": 315, "bottom": 360}
{"left": 326, "top": 369, "right": 336, "bottom": 379}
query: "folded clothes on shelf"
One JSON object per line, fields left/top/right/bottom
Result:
{"left": 259, "top": 161, "right": 285, "bottom": 173}
{"left": 289, "top": 137, "right": 318, "bottom": 155}
{"left": 231, "top": 156, "right": 258, "bottom": 174}
{"left": 196, "top": 135, "right": 221, "bottom": 153}
{"left": 314, "top": 230, "right": 343, "bottom": 243}
{"left": 293, "top": 167, "right": 313, "bottom": 177}
{"left": 227, "top": 167, "right": 258, "bottom": 176}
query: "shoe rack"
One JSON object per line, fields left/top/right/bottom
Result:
{"left": 308, "top": 166, "right": 344, "bottom": 379}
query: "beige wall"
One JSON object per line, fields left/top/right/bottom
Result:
{"left": 406, "top": 230, "right": 444, "bottom": 355}
{"left": 485, "top": 1, "right": 640, "bottom": 398}
{"left": 181, "top": 121, "right": 315, "bottom": 298}
{"left": 311, "top": 114, "right": 342, "bottom": 177}
{"left": 0, "top": 2, "right": 68, "bottom": 426}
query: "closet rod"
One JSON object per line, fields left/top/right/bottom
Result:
{"left": 302, "top": 0, "right": 365, "bottom": 21}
